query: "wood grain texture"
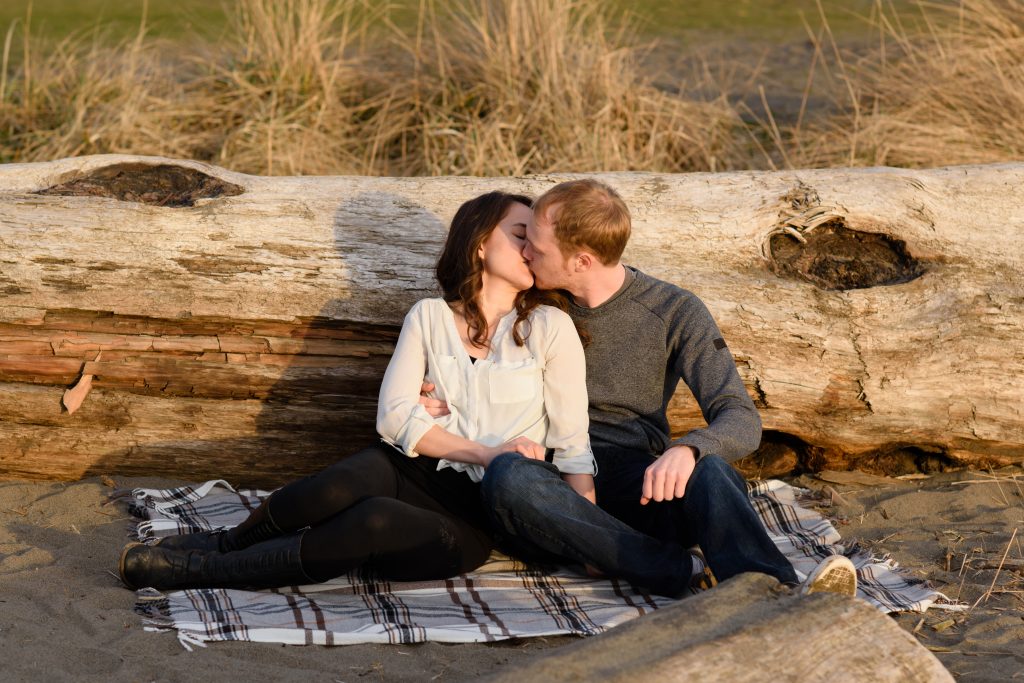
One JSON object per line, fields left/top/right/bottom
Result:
{"left": 1, "top": 155, "right": 1021, "bottom": 483}
{"left": 482, "top": 573, "right": 954, "bottom": 683}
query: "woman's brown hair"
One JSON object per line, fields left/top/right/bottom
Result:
{"left": 436, "top": 191, "right": 566, "bottom": 349}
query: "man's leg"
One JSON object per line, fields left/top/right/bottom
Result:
{"left": 480, "top": 453, "right": 692, "bottom": 597}
{"left": 680, "top": 455, "right": 798, "bottom": 585}
{"left": 593, "top": 450, "right": 798, "bottom": 586}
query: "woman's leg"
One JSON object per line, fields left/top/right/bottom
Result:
{"left": 158, "top": 444, "right": 404, "bottom": 553}
{"left": 121, "top": 496, "right": 492, "bottom": 590}
{"left": 265, "top": 444, "right": 403, "bottom": 530}
{"left": 300, "top": 496, "right": 492, "bottom": 582}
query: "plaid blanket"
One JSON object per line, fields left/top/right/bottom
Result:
{"left": 125, "top": 479, "right": 957, "bottom": 649}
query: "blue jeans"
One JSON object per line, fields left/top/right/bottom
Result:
{"left": 480, "top": 452, "right": 798, "bottom": 594}
{"left": 481, "top": 454, "right": 692, "bottom": 597}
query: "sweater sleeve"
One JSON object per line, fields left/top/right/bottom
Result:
{"left": 376, "top": 302, "right": 437, "bottom": 457}
{"left": 668, "top": 295, "right": 762, "bottom": 462}
{"left": 540, "top": 310, "right": 597, "bottom": 475}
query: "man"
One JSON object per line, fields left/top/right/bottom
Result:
{"left": 426, "top": 179, "right": 856, "bottom": 597}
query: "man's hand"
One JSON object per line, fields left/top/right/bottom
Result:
{"left": 640, "top": 445, "right": 697, "bottom": 505}
{"left": 418, "top": 381, "right": 450, "bottom": 417}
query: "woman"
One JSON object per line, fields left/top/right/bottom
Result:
{"left": 118, "top": 191, "right": 596, "bottom": 590}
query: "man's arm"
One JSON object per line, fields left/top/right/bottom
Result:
{"left": 668, "top": 293, "right": 762, "bottom": 461}
{"left": 562, "top": 473, "right": 597, "bottom": 504}
{"left": 639, "top": 292, "right": 760, "bottom": 505}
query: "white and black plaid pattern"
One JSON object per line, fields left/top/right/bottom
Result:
{"left": 126, "top": 479, "right": 956, "bottom": 649}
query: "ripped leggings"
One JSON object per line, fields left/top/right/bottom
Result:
{"left": 266, "top": 443, "right": 493, "bottom": 583}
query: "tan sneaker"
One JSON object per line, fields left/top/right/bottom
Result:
{"left": 800, "top": 555, "right": 857, "bottom": 597}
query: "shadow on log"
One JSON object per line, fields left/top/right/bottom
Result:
{"left": 1, "top": 155, "right": 1022, "bottom": 483}
{"left": 484, "top": 574, "right": 953, "bottom": 683}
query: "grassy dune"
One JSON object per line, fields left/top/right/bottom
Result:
{"left": 0, "top": 0, "right": 1020, "bottom": 174}
{"left": 0, "top": 0, "right": 912, "bottom": 43}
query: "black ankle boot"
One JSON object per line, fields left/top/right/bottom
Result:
{"left": 155, "top": 529, "right": 229, "bottom": 553}
{"left": 119, "top": 533, "right": 314, "bottom": 591}
{"left": 156, "top": 498, "right": 283, "bottom": 554}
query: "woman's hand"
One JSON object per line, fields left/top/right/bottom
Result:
{"left": 480, "top": 436, "right": 546, "bottom": 467}
{"left": 496, "top": 436, "right": 547, "bottom": 461}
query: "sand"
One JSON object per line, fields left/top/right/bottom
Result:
{"left": 2, "top": 469, "right": 1021, "bottom": 682}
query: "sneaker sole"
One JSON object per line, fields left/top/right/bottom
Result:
{"left": 802, "top": 555, "right": 857, "bottom": 597}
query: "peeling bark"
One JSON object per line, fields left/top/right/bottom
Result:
{"left": 1, "top": 155, "right": 1022, "bottom": 484}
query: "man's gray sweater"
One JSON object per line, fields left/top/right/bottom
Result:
{"left": 567, "top": 267, "right": 761, "bottom": 463}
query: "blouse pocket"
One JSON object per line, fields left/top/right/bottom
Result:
{"left": 488, "top": 357, "right": 541, "bottom": 404}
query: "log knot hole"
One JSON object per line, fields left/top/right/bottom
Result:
{"left": 37, "top": 163, "right": 244, "bottom": 207}
{"left": 766, "top": 184, "right": 924, "bottom": 290}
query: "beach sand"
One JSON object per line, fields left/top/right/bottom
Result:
{"left": 2, "top": 469, "right": 1021, "bottom": 682}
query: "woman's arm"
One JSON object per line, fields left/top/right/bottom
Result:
{"left": 413, "top": 427, "right": 546, "bottom": 467}
{"left": 540, "top": 310, "right": 598, "bottom": 496}
{"left": 377, "top": 303, "right": 439, "bottom": 456}
{"left": 378, "top": 301, "right": 546, "bottom": 467}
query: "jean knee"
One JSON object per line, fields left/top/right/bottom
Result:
{"left": 481, "top": 454, "right": 555, "bottom": 508}
{"left": 480, "top": 453, "right": 519, "bottom": 507}
{"left": 693, "top": 453, "right": 748, "bottom": 490}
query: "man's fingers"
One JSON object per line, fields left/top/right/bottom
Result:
{"left": 641, "top": 468, "right": 655, "bottom": 504}
{"left": 418, "top": 396, "right": 450, "bottom": 417}
{"left": 674, "top": 476, "right": 687, "bottom": 499}
{"left": 655, "top": 468, "right": 672, "bottom": 502}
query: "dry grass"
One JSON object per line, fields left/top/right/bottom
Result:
{"left": 783, "top": 0, "right": 1024, "bottom": 168}
{"left": 0, "top": 0, "right": 749, "bottom": 175}
{"left": 0, "top": 9, "right": 193, "bottom": 163}
{"left": 382, "top": 0, "right": 747, "bottom": 174}
{"left": 2, "top": 0, "right": 1023, "bottom": 174}
{"left": 201, "top": 0, "right": 388, "bottom": 175}
{"left": 0, "top": 0, "right": 392, "bottom": 174}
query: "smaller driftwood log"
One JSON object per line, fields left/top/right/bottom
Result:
{"left": 483, "top": 573, "right": 954, "bottom": 683}
{"left": 1, "top": 155, "right": 1022, "bottom": 484}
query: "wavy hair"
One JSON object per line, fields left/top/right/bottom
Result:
{"left": 436, "top": 191, "right": 565, "bottom": 349}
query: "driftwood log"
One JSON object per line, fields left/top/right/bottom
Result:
{"left": 1, "top": 155, "right": 1021, "bottom": 484}
{"left": 484, "top": 573, "right": 954, "bottom": 683}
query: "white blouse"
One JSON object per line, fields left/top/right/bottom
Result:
{"left": 377, "top": 298, "right": 595, "bottom": 482}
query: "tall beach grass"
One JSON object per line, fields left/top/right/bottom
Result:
{"left": 1, "top": 0, "right": 1022, "bottom": 174}
{"left": 783, "top": 0, "right": 1024, "bottom": 168}
{"left": 383, "top": 0, "right": 749, "bottom": 174}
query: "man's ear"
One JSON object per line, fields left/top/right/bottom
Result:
{"left": 575, "top": 252, "right": 594, "bottom": 272}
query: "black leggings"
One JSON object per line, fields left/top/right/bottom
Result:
{"left": 265, "top": 444, "right": 492, "bottom": 583}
